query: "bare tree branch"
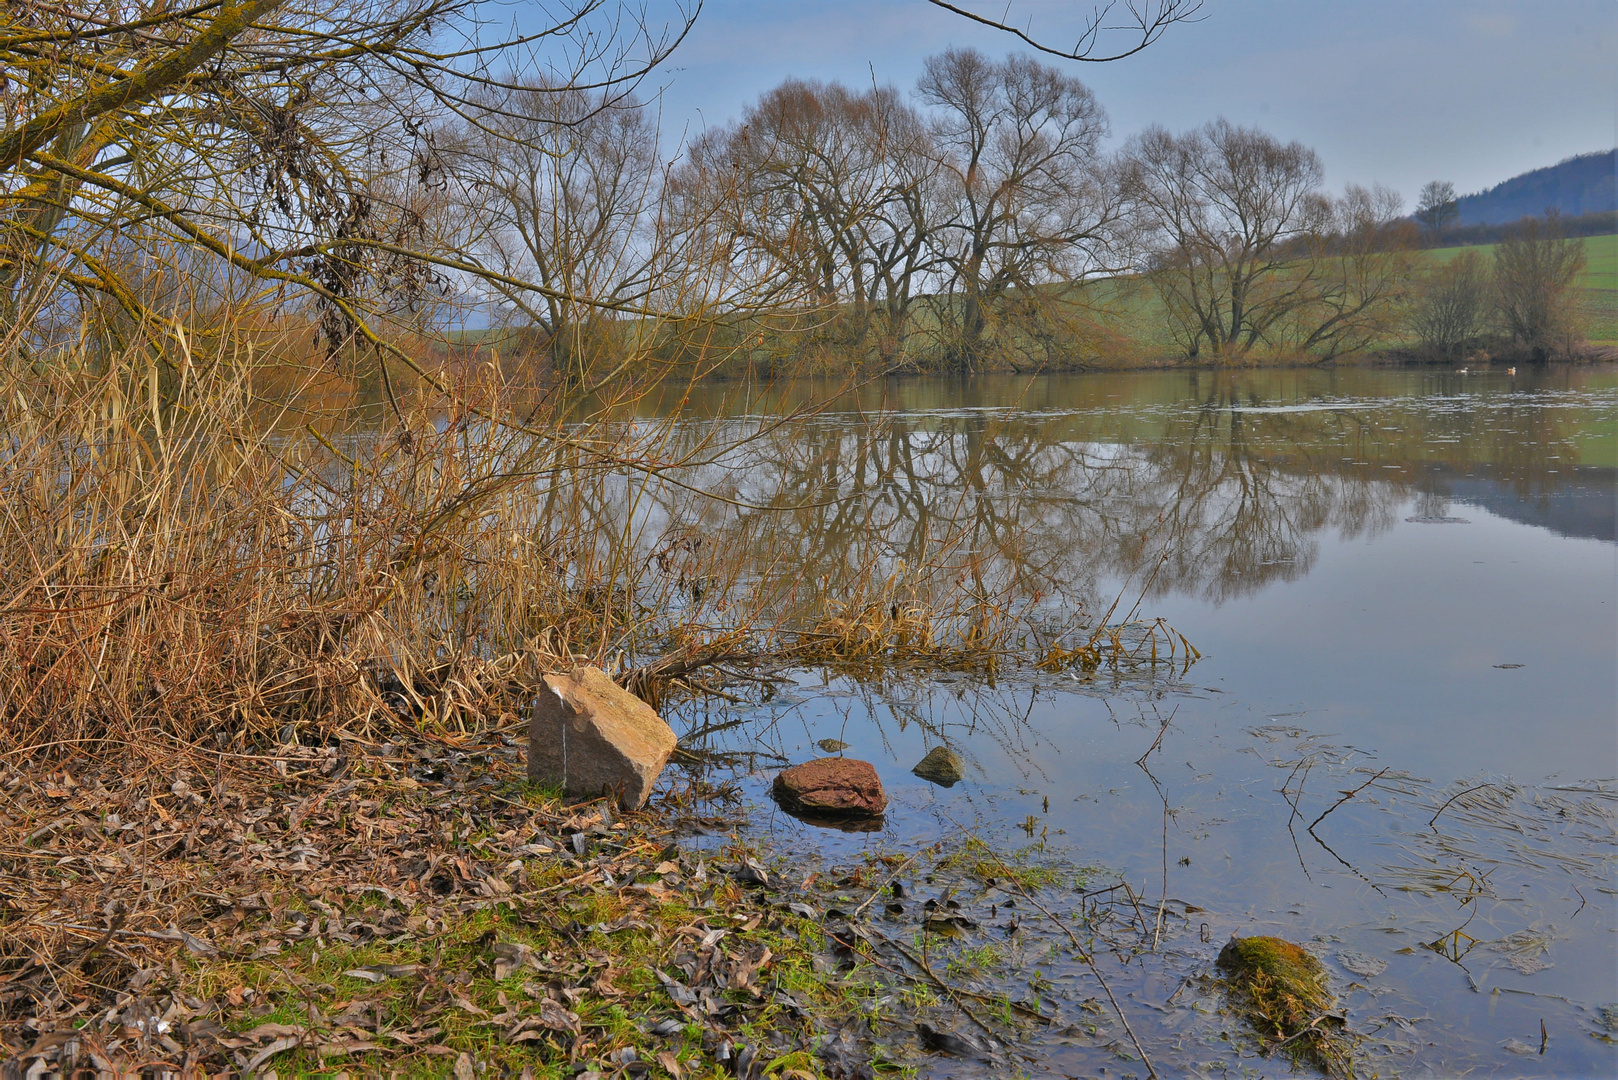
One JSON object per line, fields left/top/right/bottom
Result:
{"left": 925, "top": 0, "right": 1201, "bottom": 63}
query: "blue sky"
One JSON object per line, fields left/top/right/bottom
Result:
{"left": 634, "top": 0, "right": 1617, "bottom": 208}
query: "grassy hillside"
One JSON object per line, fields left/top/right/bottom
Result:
{"left": 1430, "top": 232, "right": 1618, "bottom": 344}
{"left": 448, "top": 232, "right": 1618, "bottom": 377}
{"left": 1077, "top": 232, "right": 1618, "bottom": 357}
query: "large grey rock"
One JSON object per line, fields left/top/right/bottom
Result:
{"left": 527, "top": 666, "right": 676, "bottom": 809}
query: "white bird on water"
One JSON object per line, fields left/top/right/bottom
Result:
{"left": 1456, "top": 367, "right": 1469, "bottom": 374}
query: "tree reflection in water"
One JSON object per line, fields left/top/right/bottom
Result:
{"left": 597, "top": 366, "right": 1609, "bottom": 625}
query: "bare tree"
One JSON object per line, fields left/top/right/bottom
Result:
{"left": 1493, "top": 213, "right": 1587, "bottom": 359}
{"left": 854, "top": 91, "right": 947, "bottom": 364}
{"left": 1123, "top": 120, "right": 1329, "bottom": 358}
{"left": 918, "top": 48, "right": 1120, "bottom": 368}
{"left": 716, "top": 81, "right": 893, "bottom": 311}
{"left": 455, "top": 84, "right": 669, "bottom": 387}
{"left": 1415, "top": 180, "right": 1460, "bottom": 242}
{"left": 1288, "top": 184, "right": 1418, "bottom": 359}
{"left": 1413, "top": 249, "right": 1488, "bottom": 359}
{"left": 676, "top": 79, "right": 943, "bottom": 364}
{"left": 0, "top": 0, "right": 695, "bottom": 372}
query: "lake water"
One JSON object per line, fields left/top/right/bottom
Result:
{"left": 649, "top": 366, "right": 1617, "bottom": 1077}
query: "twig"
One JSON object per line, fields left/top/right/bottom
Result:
{"left": 1308, "top": 768, "right": 1390, "bottom": 833}
{"left": 63, "top": 909, "right": 127, "bottom": 972}
{"left": 849, "top": 851, "right": 922, "bottom": 921}
{"left": 1272, "top": 1010, "right": 1347, "bottom": 1049}
{"left": 942, "top": 815, "right": 1157, "bottom": 1079}
{"left": 826, "top": 923, "right": 1049, "bottom": 1026}
{"left": 1134, "top": 705, "right": 1177, "bottom": 768}
{"left": 1121, "top": 879, "right": 1150, "bottom": 935}
{"left": 23, "top": 815, "right": 77, "bottom": 847}
{"left": 1427, "top": 781, "right": 1496, "bottom": 829}
{"left": 873, "top": 932, "right": 1004, "bottom": 1035}
{"left": 511, "top": 868, "right": 600, "bottom": 898}
{"left": 1279, "top": 757, "right": 1314, "bottom": 826}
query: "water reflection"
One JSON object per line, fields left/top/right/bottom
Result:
{"left": 630, "top": 367, "right": 1613, "bottom": 621}
{"left": 644, "top": 365, "right": 1616, "bottom": 1077}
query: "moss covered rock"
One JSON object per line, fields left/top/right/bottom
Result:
{"left": 1218, "top": 935, "right": 1353, "bottom": 1076}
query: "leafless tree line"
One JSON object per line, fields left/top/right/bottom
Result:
{"left": 3, "top": 0, "right": 1583, "bottom": 392}
{"left": 1412, "top": 215, "right": 1589, "bottom": 361}
{"left": 445, "top": 50, "right": 1447, "bottom": 376}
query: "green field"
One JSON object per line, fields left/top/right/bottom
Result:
{"left": 1430, "top": 232, "right": 1618, "bottom": 344}
{"left": 994, "top": 233, "right": 1618, "bottom": 357}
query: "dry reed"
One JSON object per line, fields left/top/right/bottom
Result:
{"left": 0, "top": 323, "right": 1190, "bottom": 769}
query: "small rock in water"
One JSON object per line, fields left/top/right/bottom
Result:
{"left": 912, "top": 745, "right": 964, "bottom": 787}
{"left": 916, "top": 1022, "right": 994, "bottom": 1059}
{"left": 527, "top": 665, "right": 677, "bottom": 809}
{"left": 816, "top": 738, "right": 849, "bottom": 753}
{"left": 1218, "top": 936, "right": 1348, "bottom": 1074}
{"left": 773, "top": 758, "right": 886, "bottom": 818}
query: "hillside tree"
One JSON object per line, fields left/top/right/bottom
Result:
{"left": 1493, "top": 213, "right": 1587, "bottom": 359}
{"left": 918, "top": 48, "right": 1121, "bottom": 368}
{"left": 1412, "top": 249, "right": 1488, "bottom": 359}
{"left": 1415, "top": 180, "right": 1459, "bottom": 241}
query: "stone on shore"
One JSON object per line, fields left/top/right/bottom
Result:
{"left": 773, "top": 757, "right": 887, "bottom": 818}
{"left": 527, "top": 666, "right": 676, "bottom": 809}
{"left": 912, "top": 745, "right": 964, "bottom": 787}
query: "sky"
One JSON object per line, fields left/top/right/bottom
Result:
{"left": 632, "top": 0, "right": 1618, "bottom": 208}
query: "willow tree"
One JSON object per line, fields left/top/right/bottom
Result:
{"left": 1123, "top": 120, "right": 1329, "bottom": 359}
{"left": 1493, "top": 214, "right": 1587, "bottom": 359}
{"left": 678, "top": 79, "right": 943, "bottom": 364}
{"left": 454, "top": 84, "right": 670, "bottom": 388}
{"left": 918, "top": 48, "right": 1122, "bottom": 369}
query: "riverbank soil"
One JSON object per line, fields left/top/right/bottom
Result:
{"left": 0, "top": 737, "right": 889, "bottom": 1077}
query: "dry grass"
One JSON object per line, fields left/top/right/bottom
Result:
{"left": 0, "top": 324, "right": 1185, "bottom": 770}
{"left": 0, "top": 319, "right": 1199, "bottom": 1072}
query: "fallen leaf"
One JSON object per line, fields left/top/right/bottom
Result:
{"left": 244, "top": 1036, "right": 301, "bottom": 1073}
{"left": 492, "top": 941, "right": 535, "bottom": 980}
{"left": 451, "top": 994, "right": 488, "bottom": 1016}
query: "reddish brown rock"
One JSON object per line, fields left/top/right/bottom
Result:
{"left": 772, "top": 757, "right": 887, "bottom": 818}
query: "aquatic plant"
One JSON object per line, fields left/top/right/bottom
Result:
{"left": 1217, "top": 935, "right": 1354, "bottom": 1076}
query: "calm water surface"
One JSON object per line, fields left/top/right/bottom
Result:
{"left": 648, "top": 366, "right": 1616, "bottom": 1077}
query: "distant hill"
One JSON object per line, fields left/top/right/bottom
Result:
{"left": 1453, "top": 150, "right": 1616, "bottom": 225}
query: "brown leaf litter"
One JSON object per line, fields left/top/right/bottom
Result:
{"left": 0, "top": 734, "right": 887, "bottom": 1077}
